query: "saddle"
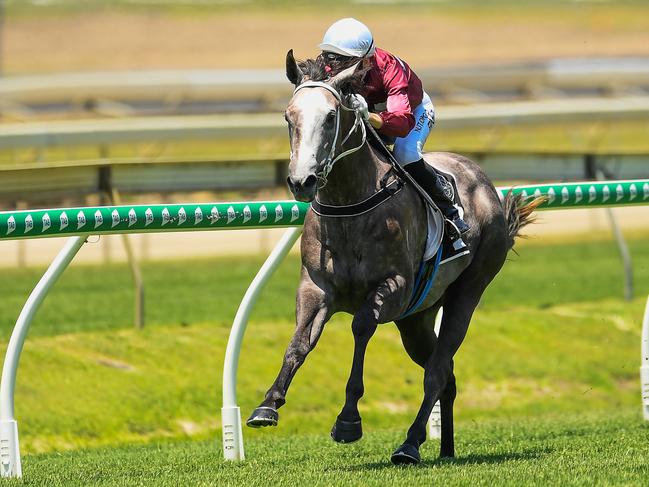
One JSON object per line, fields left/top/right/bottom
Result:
{"left": 367, "top": 126, "right": 470, "bottom": 319}
{"left": 367, "top": 127, "right": 468, "bottom": 260}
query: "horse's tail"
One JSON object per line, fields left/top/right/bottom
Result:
{"left": 502, "top": 191, "right": 547, "bottom": 248}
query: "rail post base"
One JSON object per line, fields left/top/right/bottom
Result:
{"left": 0, "top": 419, "right": 21, "bottom": 478}
{"left": 222, "top": 406, "right": 244, "bottom": 461}
{"left": 428, "top": 401, "right": 442, "bottom": 439}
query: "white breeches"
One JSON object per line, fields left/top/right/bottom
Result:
{"left": 393, "top": 92, "right": 435, "bottom": 166}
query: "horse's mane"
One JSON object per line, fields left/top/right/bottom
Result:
{"left": 297, "top": 55, "right": 370, "bottom": 96}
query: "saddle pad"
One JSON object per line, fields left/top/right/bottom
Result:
{"left": 423, "top": 204, "right": 444, "bottom": 261}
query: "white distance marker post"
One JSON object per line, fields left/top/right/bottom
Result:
{"left": 641, "top": 295, "right": 649, "bottom": 421}
{"left": 428, "top": 308, "right": 443, "bottom": 440}
{"left": 0, "top": 236, "right": 87, "bottom": 478}
{"left": 222, "top": 227, "right": 302, "bottom": 461}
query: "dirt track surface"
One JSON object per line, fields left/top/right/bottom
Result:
{"left": 5, "top": 5, "right": 649, "bottom": 74}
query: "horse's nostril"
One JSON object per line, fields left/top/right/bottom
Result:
{"left": 304, "top": 175, "right": 317, "bottom": 189}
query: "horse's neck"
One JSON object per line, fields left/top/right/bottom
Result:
{"left": 315, "top": 131, "right": 390, "bottom": 207}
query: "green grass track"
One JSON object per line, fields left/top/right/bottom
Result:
{"left": 0, "top": 234, "right": 648, "bottom": 484}
{"left": 9, "top": 412, "right": 649, "bottom": 486}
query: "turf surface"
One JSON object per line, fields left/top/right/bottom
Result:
{"left": 0, "top": 234, "right": 647, "bottom": 484}
{"left": 9, "top": 411, "right": 649, "bottom": 486}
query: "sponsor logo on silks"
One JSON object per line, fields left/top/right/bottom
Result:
{"left": 42, "top": 213, "right": 51, "bottom": 232}
{"left": 60, "top": 212, "right": 69, "bottom": 230}
{"left": 602, "top": 185, "right": 610, "bottom": 202}
{"left": 194, "top": 207, "right": 203, "bottom": 225}
{"left": 210, "top": 207, "right": 220, "bottom": 224}
{"left": 6, "top": 216, "right": 16, "bottom": 235}
{"left": 291, "top": 205, "right": 300, "bottom": 222}
{"left": 630, "top": 184, "right": 637, "bottom": 201}
{"left": 227, "top": 206, "right": 236, "bottom": 224}
{"left": 145, "top": 208, "right": 154, "bottom": 226}
{"left": 94, "top": 210, "right": 103, "bottom": 229}
{"left": 275, "top": 204, "right": 283, "bottom": 222}
{"left": 615, "top": 184, "right": 624, "bottom": 202}
{"left": 24, "top": 215, "right": 34, "bottom": 233}
{"left": 77, "top": 211, "right": 87, "bottom": 230}
{"left": 243, "top": 205, "right": 251, "bottom": 224}
{"left": 111, "top": 210, "right": 120, "bottom": 228}
{"left": 533, "top": 188, "right": 542, "bottom": 199}
{"left": 259, "top": 205, "right": 267, "bottom": 223}
{"left": 128, "top": 209, "right": 137, "bottom": 227}
{"left": 161, "top": 208, "right": 171, "bottom": 226}
{"left": 575, "top": 186, "right": 583, "bottom": 203}
{"left": 547, "top": 187, "right": 556, "bottom": 204}
{"left": 178, "top": 207, "right": 187, "bottom": 226}
{"left": 561, "top": 187, "right": 569, "bottom": 204}
{"left": 588, "top": 185, "right": 596, "bottom": 203}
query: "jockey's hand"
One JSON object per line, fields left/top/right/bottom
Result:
{"left": 349, "top": 94, "right": 369, "bottom": 121}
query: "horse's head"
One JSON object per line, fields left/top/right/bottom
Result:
{"left": 284, "top": 49, "right": 365, "bottom": 202}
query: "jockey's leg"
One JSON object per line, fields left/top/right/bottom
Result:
{"left": 393, "top": 93, "right": 469, "bottom": 236}
{"left": 403, "top": 160, "right": 470, "bottom": 236}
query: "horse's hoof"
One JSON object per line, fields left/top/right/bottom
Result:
{"left": 246, "top": 407, "right": 279, "bottom": 428}
{"left": 391, "top": 443, "right": 421, "bottom": 465}
{"left": 330, "top": 418, "right": 362, "bottom": 443}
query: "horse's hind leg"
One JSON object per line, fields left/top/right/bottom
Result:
{"left": 440, "top": 361, "right": 456, "bottom": 458}
{"left": 394, "top": 304, "right": 445, "bottom": 461}
{"left": 246, "top": 277, "right": 329, "bottom": 428}
{"left": 395, "top": 303, "right": 458, "bottom": 460}
{"left": 392, "top": 283, "right": 484, "bottom": 465}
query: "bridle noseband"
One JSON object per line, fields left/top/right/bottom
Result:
{"left": 291, "top": 81, "right": 367, "bottom": 186}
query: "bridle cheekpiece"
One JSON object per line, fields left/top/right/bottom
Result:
{"left": 292, "top": 81, "right": 367, "bottom": 187}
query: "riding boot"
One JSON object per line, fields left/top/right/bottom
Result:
{"left": 403, "top": 159, "right": 470, "bottom": 237}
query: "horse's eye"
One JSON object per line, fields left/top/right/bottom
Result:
{"left": 326, "top": 111, "right": 336, "bottom": 123}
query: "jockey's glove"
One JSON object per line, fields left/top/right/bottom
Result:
{"left": 349, "top": 94, "right": 370, "bottom": 121}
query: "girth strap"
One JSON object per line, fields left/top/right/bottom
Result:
{"left": 310, "top": 178, "right": 404, "bottom": 217}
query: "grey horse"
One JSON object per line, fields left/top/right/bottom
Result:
{"left": 246, "top": 51, "right": 542, "bottom": 465}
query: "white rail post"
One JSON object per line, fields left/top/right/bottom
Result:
{"left": 0, "top": 236, "right": 87, "bottom": 478}
{"left": 222, "top": 227, "right": 302, "bottom": 461}
{"left": 641, "top": 295, "right": 649, "bottom": 421}
{"left": 428, "top": 308, "right": 443, "bottom": 439}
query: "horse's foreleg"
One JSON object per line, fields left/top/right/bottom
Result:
{"left": 330, "top": 305, "right": 377, "bottom": 443}
{"left": 246, "top": 281, "right": 329, "bottom": 428}
{"left": 331, "top": 276, "right": 406, "bottom": 444}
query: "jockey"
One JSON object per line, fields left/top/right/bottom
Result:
{"left": 318, "top": 17, "right": 469, "bottom": 237}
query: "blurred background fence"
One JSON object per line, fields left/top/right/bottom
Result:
{"left": 0, "top": 0, "right": 648, "bottom": 268}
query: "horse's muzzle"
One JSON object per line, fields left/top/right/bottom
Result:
{"left": 287, "top": 174, "right": 318, "bottom": 202}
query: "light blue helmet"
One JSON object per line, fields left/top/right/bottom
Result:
{"left": 318, "top": 18, "right": 375, "bottom": 58}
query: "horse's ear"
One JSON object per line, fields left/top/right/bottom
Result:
{"left": 329, "top": 60, "right": 363, "bottom": 94}
{"left": 286, "top": 49, "right": 303, "bottom": 86}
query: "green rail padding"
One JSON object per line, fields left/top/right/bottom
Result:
{"left": 0, "top": 179, "right": 647, "bottom": 241}
{"left": 0, "top": 201, "right": 308, "bottom": 240}
{"left": 499, "top": 179, "right": 649, "bottom": 210}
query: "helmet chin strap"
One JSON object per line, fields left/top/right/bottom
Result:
{"left": 292, "top": 81, "right": 367, "bottom": 188}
